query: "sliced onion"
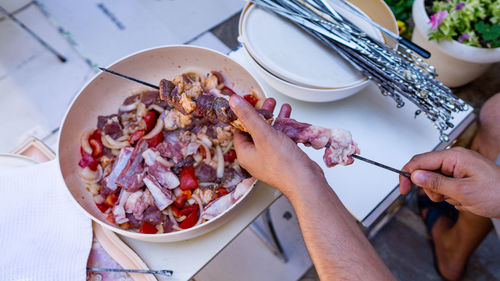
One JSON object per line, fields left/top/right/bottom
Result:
{"left": 136, "top": 102, "right": 147, "bottom": 117}
{"left": 80, "top": 130, "right": 92, "bottom": 155}
{"left": 167, "top": 207, "right": 179, "bottom": 227}
{"left": 196, "top": 141, "right": 211, "bottom": 162}
{"left": 198, "top": 134, "right": 212, "bottom": 148}
{"left": 79, "top": 165, "right": 102, "bottom": 184}
{"left": 93, "top": 194, "right": 105, "bottom": 204}
{"left": 191, "top": 194, "right": 204, "bottom": 226}
{"left": 143, "top": 118, "right": 164, "bottom": 139}
{"left": 222, "top": 140, "right": 233, "bottom": 154}
{"left": 148, "top": 104, "right": 165, "bottom": 113}
{"left": 119, "top": 100, "right": 139, "bottom": 112}
{"left": 198, "top": 182, "right": 217, "bottom": 187}
{"left": 102, "top": 135, "right": 129, "bottom": 149}
{"left": 215, "top": 145, "right": 224, "bottom": 178}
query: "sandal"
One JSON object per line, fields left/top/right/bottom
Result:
{"left": 417, "top": 191, "right": 460, "bottom": 281}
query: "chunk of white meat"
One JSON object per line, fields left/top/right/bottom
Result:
{"left": 113, "top": 190, "right": 132, "bottom": 224}
{"left": 143, "top": 175, "right": 174, "bottom": 210}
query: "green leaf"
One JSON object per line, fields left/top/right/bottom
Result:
{"left": 475, "top": 21, "right": 500, "bottom": 41}
{"left": 491, "top": 40, "right": 500, "bottom": 48}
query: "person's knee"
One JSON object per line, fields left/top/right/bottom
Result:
{"left": 479, "top": 93, "right": 500, "bottom": 130}
{"left": 472, "top": 93, "right": 500, "bottom": 160}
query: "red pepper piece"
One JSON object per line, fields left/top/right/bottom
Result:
{"left": 78, "top": 153, "right": 98, "bottom": 171}
{"left": 178, "top": 211, "right": 198, "bottom": 229}
{"left": 89, "top": 130, "right": 103, "bottom": 158}
{"left": 129, "top": 129, "right": 145, "bottom": 145}
{"left": 215, "top": 187, "right": 229, "bottom": 199}
{"left": 104, "top": 193, "right": 118, "bottom": 207}
{"left": 243, "top": 94, "right": 258, "bottom": 107}
{"left": 223, "top": 149, "right": 236, "bottom": 163}
{"left": 146, "top": 132, "right": 163, "bottom": 148}
{"left": 139, "top": 222, "right": 158, "bottom": 234}
{"left": 143, "top": 111, "right": 157, "bottom": 132}
{"left": 96, "top": 203, "right": 110, "bottom": 213}
{"left": 170, "top": 206, "right": 182, "bottom": 217}
{"left": 221, "top": 86, "right": 237, "bottom": 96}
{"left": 179, "top": 166, "right": 198, "bottom": 191}
{"left": 179, "top": 204, "right": 199, "bottom": 216}
{"left": 173, "top": 190, "right": 191, "bottom": 208}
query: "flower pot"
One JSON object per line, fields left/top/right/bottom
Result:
{"left": 411, "top": 0, "right": 500, "bottom": 87}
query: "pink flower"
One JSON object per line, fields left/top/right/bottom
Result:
{"left": 458, "top": 33, "right": 469, "bottom": 42}
{"left": 455, "top": 2, "right": 465, "bottom": 10}
{"left": 429, "top": 10, "right": 448, "bottom": 29}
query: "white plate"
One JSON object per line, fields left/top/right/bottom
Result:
{"left": 0, "top": 154, "right": 38, "bottom": 170}
{"left": 240, "top": 2, "right": 383, "bottom": 89}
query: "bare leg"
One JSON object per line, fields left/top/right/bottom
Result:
{"left": 429, "top": 93, "right": 500, "bottom": 280}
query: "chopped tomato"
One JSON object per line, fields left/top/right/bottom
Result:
{"left": 243, "top": 94, "right": 258, "bottom": 107}
{"left": 170, "top": 206, "right": 182, "bottom": 217}
{"left": 96, "top": 203, "right": 110, "bottom": 213}
{"left": 224, "top": 149, "right": 236, "bottom": 163}
{"left": 221, "top": 86, "right": 236, "bottom": 96}
{"left": 146, "top": 132, "right": 163, "bottom": 148}
{"left": 139, "top": 222, "right": 158, "bottom": 234}
{"left": 129, "top": 129, "right": 145, "bottom": 145}
{"left": 173, "top": 190, "right": 192, "bottom": 208}
{"left": 179, "top": 204, "right": 199, "bottom": 216}
{"left": 106, "top": 213, "right": 115, "bottom": 224}
{"left": 143, "top": 111, "right": 157, "bottom": 132}
{"left": 89, "top": 130, "right": 103, "bottom": 158}
{"left": 179, "top": 166, "right": 198, "bottom": 190}
{"left": 104, "top": 193, "right": 118, "bottom": 207}
{"left": 178, "top": 211, "right": 198, "bottom": 229}
{"left": 78, "top": 153, "right": 98, "bottom": 171}
{"left": 215, "top": 187, "right": 229, "bottom": 199}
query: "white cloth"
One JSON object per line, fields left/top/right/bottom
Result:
{"left": 0, "top": 160, "right": 92, "bottom": 281}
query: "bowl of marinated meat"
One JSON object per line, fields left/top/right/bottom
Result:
{"left": 58, "top": 45, "right": 266, "bottom": 242}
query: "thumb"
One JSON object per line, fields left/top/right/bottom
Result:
{"left": 412, "top": 170, "right": 456, "bottom": 197}
{"left": 229, "top": 95, "right": 273, "bottom": 141}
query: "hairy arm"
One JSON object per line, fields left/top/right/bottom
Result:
{"left": 229, "top": 94, "right": 394, "bottom": 280}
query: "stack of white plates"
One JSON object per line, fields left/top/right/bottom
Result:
{"left": 238, "top": 1, "right": 397, "bottom": 102}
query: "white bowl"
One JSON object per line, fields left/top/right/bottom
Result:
{"left": 246, "top": 49, "right": 370, "bottom": 102}
{"left": 238, "top": 1, "right": 398, "bottom": 102}
{"left": 58, "top": 45, "right": 263, "bottom": 242}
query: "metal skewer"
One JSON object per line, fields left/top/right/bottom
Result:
{"left": 351, "top": 154, "right": 411, "bottom": 178}
{"left": 332, "top": 0, "right": 431, "bottom": 58}
{"left": 98, "top": 67, "right": 159, "bottom": 89}
{"left": 87, "top": 267, "right": 173, "bottom": 277}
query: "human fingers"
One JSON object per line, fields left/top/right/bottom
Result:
{"left": 412, "top": 170, "right": 459, "bottom": 198}
{"left": 229, "top": 95, "right": 274, "bottom": 140}
{"left": 262, "top": 98, "right": 276, "bottom": 114}
{"left": 399, "top": 174, "right": 412, "bottom": 195}
{"left": 233, "top": 129, "right": 255, "bottom": 152}
{"left": 278, "top": 104, "right": 292, "bottom": 119}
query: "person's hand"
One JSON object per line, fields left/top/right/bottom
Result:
{"left": 229, "top": 95, "right": 325, "bottom": 195}
{"left": 400, "top": 147, "right": 500, "bottom": 218}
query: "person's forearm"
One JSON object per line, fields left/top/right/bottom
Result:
{"left": 285, "top": 177, "right": 395, "bottom": 280}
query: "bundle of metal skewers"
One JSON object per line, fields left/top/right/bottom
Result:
{"left": 249, "top": 0, "right": 468, "bottom": 141}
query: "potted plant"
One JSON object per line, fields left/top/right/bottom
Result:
{"left": 411, "top": 0, "right": 500, "bottom": 87}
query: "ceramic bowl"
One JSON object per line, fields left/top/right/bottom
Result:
{"left": 239, "top": 0, "right": 398, "bottom": 102}
{"left": 58, "top": 45, "right": 262, "bottom": 242}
